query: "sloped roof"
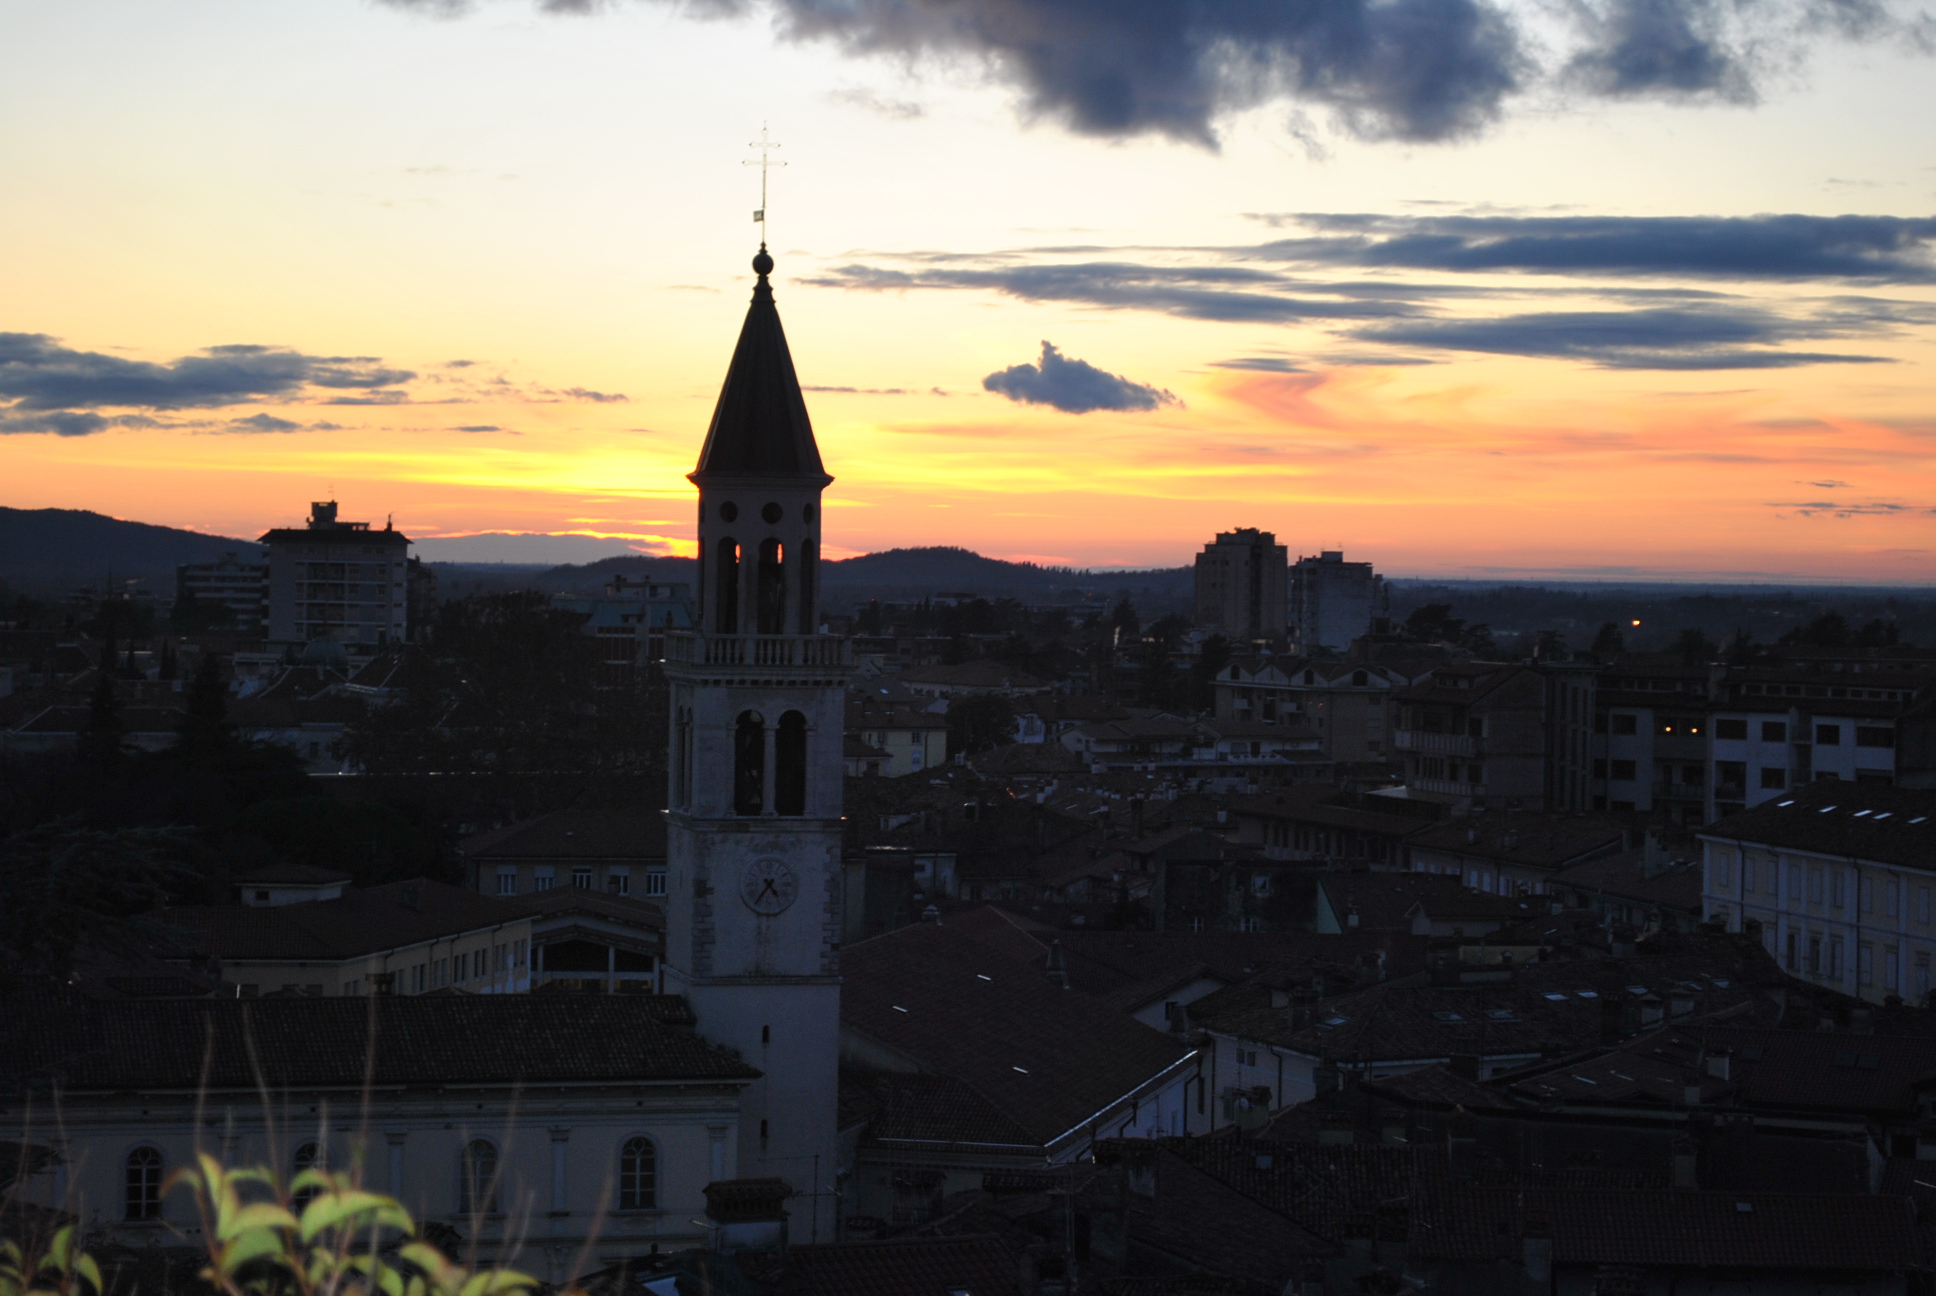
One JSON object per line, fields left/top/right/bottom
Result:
{"left": 165, "top": 879, "right": 531, "bottom": 961}
{"left": 1408, "top": 813, "right": 1626, "bottom": 869}
{"left": 768, "top": 1233, "right": 1022, "bottom": 1296}
{"left": 234, "top": 862, "right": 351, "bottom": 886}
{"left": 0, "top": 992, "right": 758, "bottom": 1090}
{"left": 691, "top": 253, "right": 827, "bottom": 483}
{"left": 459, "top": 807, "right": 667, "bottom": 861}
{"left": 1699, "top": 780, "right": 1936, "bottom": 869}
{"left": 840, "top": 921, "right": 1194, "bottom": 1148}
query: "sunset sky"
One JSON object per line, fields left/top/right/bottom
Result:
{"left": 3, "top": 0, "right": 1935, "bottom": 580}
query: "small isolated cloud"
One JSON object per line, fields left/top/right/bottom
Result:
{"left": 803, "top": 385, "right": 918, "bottom": 395}
{"left": 1210, "top": 357, "right": 1309, "bottom": 373}
{"left": 1805, "top": 479, "right": 1851, "bottom": 488}
{"left": 982, "top": 342, "right": 1179, "bottom": 414}
{"left": 452, "top": 424, "right": 507, "bottom": 433}
{"left": 1776, "top": 500, "right": 1936, "bottom": 517}
{"left": 224, "top": 413, "right": 302, "bottom": 433}
{"left": 825, "top": 87, "right": 926, "bottom": 120}
{"left": 557, "top": 386, "right": 628, "bottom": 403}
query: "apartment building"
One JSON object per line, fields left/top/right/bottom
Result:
{"left": 1592, "top": 655, "right": 1932, "bottom": 823}
{"left": 1700, "top": 782, "right": 1936, "bottom": 1006}
{"left": 1193, "top": 528, "right": 1287, "bottom": 640}
{"left": 174, "top": 551, "right": 268, "bottom": 633}
{"left": 259, "top": 500, "right": 413, "bottom": 650}
{"left": 1287, "top": 550, "right": 1388, "bottom": 651}
{"left": 1213, "top": 655, "right": 1437, "bottom": 761}
{"left": 1393, "top": 662, "right": 1596, "bottom": 812}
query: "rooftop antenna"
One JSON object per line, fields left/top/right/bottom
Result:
{"left": 744, "top": 123, "right": 785, "bottom": 249}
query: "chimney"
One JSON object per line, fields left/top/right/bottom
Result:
{"left": 1047, "top": 939, "right": 1069, "bottom": 988}
{"left": 1671, "top": 1138, "right": 1698, "bottom": 1189}
{"left": 1447, "top": 1110, "right": 1478, "bottom": 1180}
{"left": 1520, "top": 1207, "right": 1554, "bottom": 1286}
{"left": 702, "top": 1178, "right": 792, "bottom": 1254}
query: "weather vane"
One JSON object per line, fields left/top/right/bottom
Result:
{"left": 745, "top": 123, "right": 785, "bottom": 245}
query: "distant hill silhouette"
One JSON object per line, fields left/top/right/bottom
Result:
{"left": 0, "top": 509, "right": 1191, "bottom": 610}
{"left": 0, "top": 506, "right": 256, "bottom": 594}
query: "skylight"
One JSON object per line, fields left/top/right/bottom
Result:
{"left": 1433, "top": 1011, "right": 1465, "bottom": 1023}
{"left": 1776, "top": 800, "right": 1795, "bottom": 807}
{"left": 1486, "top": 1009, "right": 1517, "bottom": 1022}
{"left": 1627, "top": 985, "right": 1650, "bottom": 995}
{"left": 892, "top": 1005, "right": 909, "bottom": 1013}
{"left": 1577, "top": 990, "right": 1599, "bottom": 999}
{"left": 1322, "top": 1016, "right": 1349, "bottom": 1028}
{"left": 1875, "top": 813, "right": 1893, "bottom": 820}
{"left": 1012, "top": 1066, "right": 1029, "bottom": 1074}
{"left": 1819, "top": 805, "right": 1838, "bottom": 814}
{"left": 1853, "top": 810, "right": 1872, "bottom": 818}
{"left": 1543, "top": 992, "right": 1568, "bottom": 1001}
{"left": 1912, "top": 817, "right": 1929, "bottom": 825}
{"left": 976, "top": 974, "right": 993, "bottom": 982}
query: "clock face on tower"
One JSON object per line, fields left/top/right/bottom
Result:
{"left": 740, "top": 857, "right": 799, "bottom": 915}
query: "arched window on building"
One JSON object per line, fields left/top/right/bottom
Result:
{"left": 460, "top": 1139, "right": 498, "bottom": 1216}
{"left": 757, "top": 538, "right": 786, "bottom": 634}
{"left": 775, "top": 711, "right": 807, "bottom": 816}
{"left": 618, "top": 1137, "right": 657, "bottom": 1211}
{"left": 734, "top": 711, "right": 765, "bottom": 815}
{"left": 125, "top": 1146, "right": 163, "bottom": 1220}
{"left": 293, "top": 1141, "right": 323, "bottom": 1208}
{"left": 796, "top": 538, "right": 816, "bottom": 634}
{"left": 715, "top": 538, "right": 740, "bottom": 634}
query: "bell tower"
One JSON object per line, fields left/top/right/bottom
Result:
{"left": 662, "top": 245, "right": 849, "bottom": 1240}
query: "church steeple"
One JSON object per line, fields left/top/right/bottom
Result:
{"left": 691, "top": 247, "right": 830, "bottom": 486}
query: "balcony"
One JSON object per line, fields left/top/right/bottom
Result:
{"left": 664, "top": 632, "right": 853, "bottom": 672}
{"left": 1393, "top": 730, "right": 1478, "bottom": 757}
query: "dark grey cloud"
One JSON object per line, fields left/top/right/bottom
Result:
{"left": 0, "top": 333, "right": 411, "bottom": 410}
{"left": 1250, "top": 214, "right": 1936, "bottom": 281}
{"left": 1777, "top": 500, "right": 1936, "bottom": 516}
{"left": 1210, "top": 357, "right": 1310, "bottom": 373}
{"left": 381, "top": 0, "right": 1926, "bottom": 145}
{"left": 808, "top": 261, "right": 1418, "bottom": 323}
{"left": 225, "top": 413, "right": 303, "bottom": 433}
{"left": 555, "top": 386, "right": 629, "bottom": 403}
{"left": 982, "top": 342, "right": 1178, "bottom": 413}
{"left": 1351, "top": 306, "right": 1897, "bottom": 368}
{"left": 0, "top": 332, "right": 415, "bottom": 436}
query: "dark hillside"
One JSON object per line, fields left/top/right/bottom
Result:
{"left": 0, "top": 506, "right": 256, "bottom": 594}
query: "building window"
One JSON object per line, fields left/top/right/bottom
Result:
{"left": 608, "top": 870, "right": 631, "bottom": 897}
{"left": 1759, "top": 767, "right": 1786, "bottom": 790}
{"left": 293, "top": 1142, "right": 323, "bottom": 1208}
{"left": 1743, "top": 858, "right": 1756, "bottom": 892}
{"left": 1762, "top": 721, "right": 1788, "bottom": 742}
{"left": 734, "top": 711, "right": 766, "bottom": 815}
{"left": 1887, "top": 947, "right": 1901, "bottom": 992}
{"left": 1784, "top": 931, "right": 1797, "bottom": 971}
{"left": 1611, "top": 760, "right": 1637, "bottom": 781}
{"left": 1808, "top": 867, "right": 1824, "bottom": 905}
{"left": 573, "top": 868, "right": 593, "bottom": 890}
{"left": 411, "top": 964, "right": 426, "bottom": 994}
{"left": 1713, "top": 857, "right": 1731, "bottom": 889}
{"left": 533, "top": 867, "right": 555, "bottom": 892}
{"left": 645, "top": 869, "right": 667, "bottom": 898}
{"left": 1832, "top": 871, "right": 1846, "bottom": 910}
{"left": 460, "top": 1140, "right": 498, "bottom": 1216}
{"left": 618, "top": 1137, "right": 657, "bottom": 1211}
{"left": 125, "top": 1146, "right": 163, "bottom": 1220}
{"left": 1921, "top": 887, "right": 1932, "bottom": 925}
{"left": 1861, "top": 876, "right": 1874, "bottom": 912}
{"left": 1612, "top": 714, "right": 1637, "bottom": 735}
{"left": 1716, "top": 718, "right": 1747, "bottom": 740}
{"left": 1857, "top": 726, "right": 1895, "bottom": 749}
{"left": 775, "top": 711, "right": 808, "bottom": 816}
{"left": 496, "top": 869, "right": 518, "bottom": 896}
{"left": 1860, "top": 943, "right": 1874, "bottom": 986}
{"left": 1816, "top": 724, "right": 1842, "bottom": 746}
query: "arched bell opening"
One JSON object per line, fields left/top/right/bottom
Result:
{"left": 757, "top": 537, "right": 786, "bottom": 634}
{"left": 733, "top": 710, "right": 765, "bottom": 815}
{"left": 775, "top": 710, "right": 808, "bottom": 815}
{"left": 716, "top": 538, "right": 741, "bottom": 634}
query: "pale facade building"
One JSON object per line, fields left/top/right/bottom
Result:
{"left": 259, "top": 501, "right": 412, "bottom": 649}
{"left": 1699, "top": 782, "right": 1936, "bottom": 1006}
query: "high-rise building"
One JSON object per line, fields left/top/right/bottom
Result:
{"left": 259, "top": 502, "right": 412, "bottom": 649}
{"left": 1289, "top": 550, "right": 1388, "bottom": 651}
{"left": 175, "top": 551, "right": 268, "bottom": 633}
{"left": 1193, "top": 528, "right": 1287, "bottom": 640}
{"left": 659, "top": 246, "right": 849, "bottom": 1239}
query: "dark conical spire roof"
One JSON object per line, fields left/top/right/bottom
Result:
{"left": 691, "top": 247, "right": 829, "bottom": 484}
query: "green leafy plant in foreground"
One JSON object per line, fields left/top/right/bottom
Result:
{"left": 3, "top": 1156, "right": 550, "bottom": 1296}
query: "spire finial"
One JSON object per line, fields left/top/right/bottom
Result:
{"left": 753, "top": 243, "right": 774, "bottom": 278}
{"left": 745, "top": 123, "right": 785, "bottom": 247}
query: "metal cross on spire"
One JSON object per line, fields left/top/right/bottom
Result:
{"left": 744, "top": 123, "right": 785, "bottom": 245}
